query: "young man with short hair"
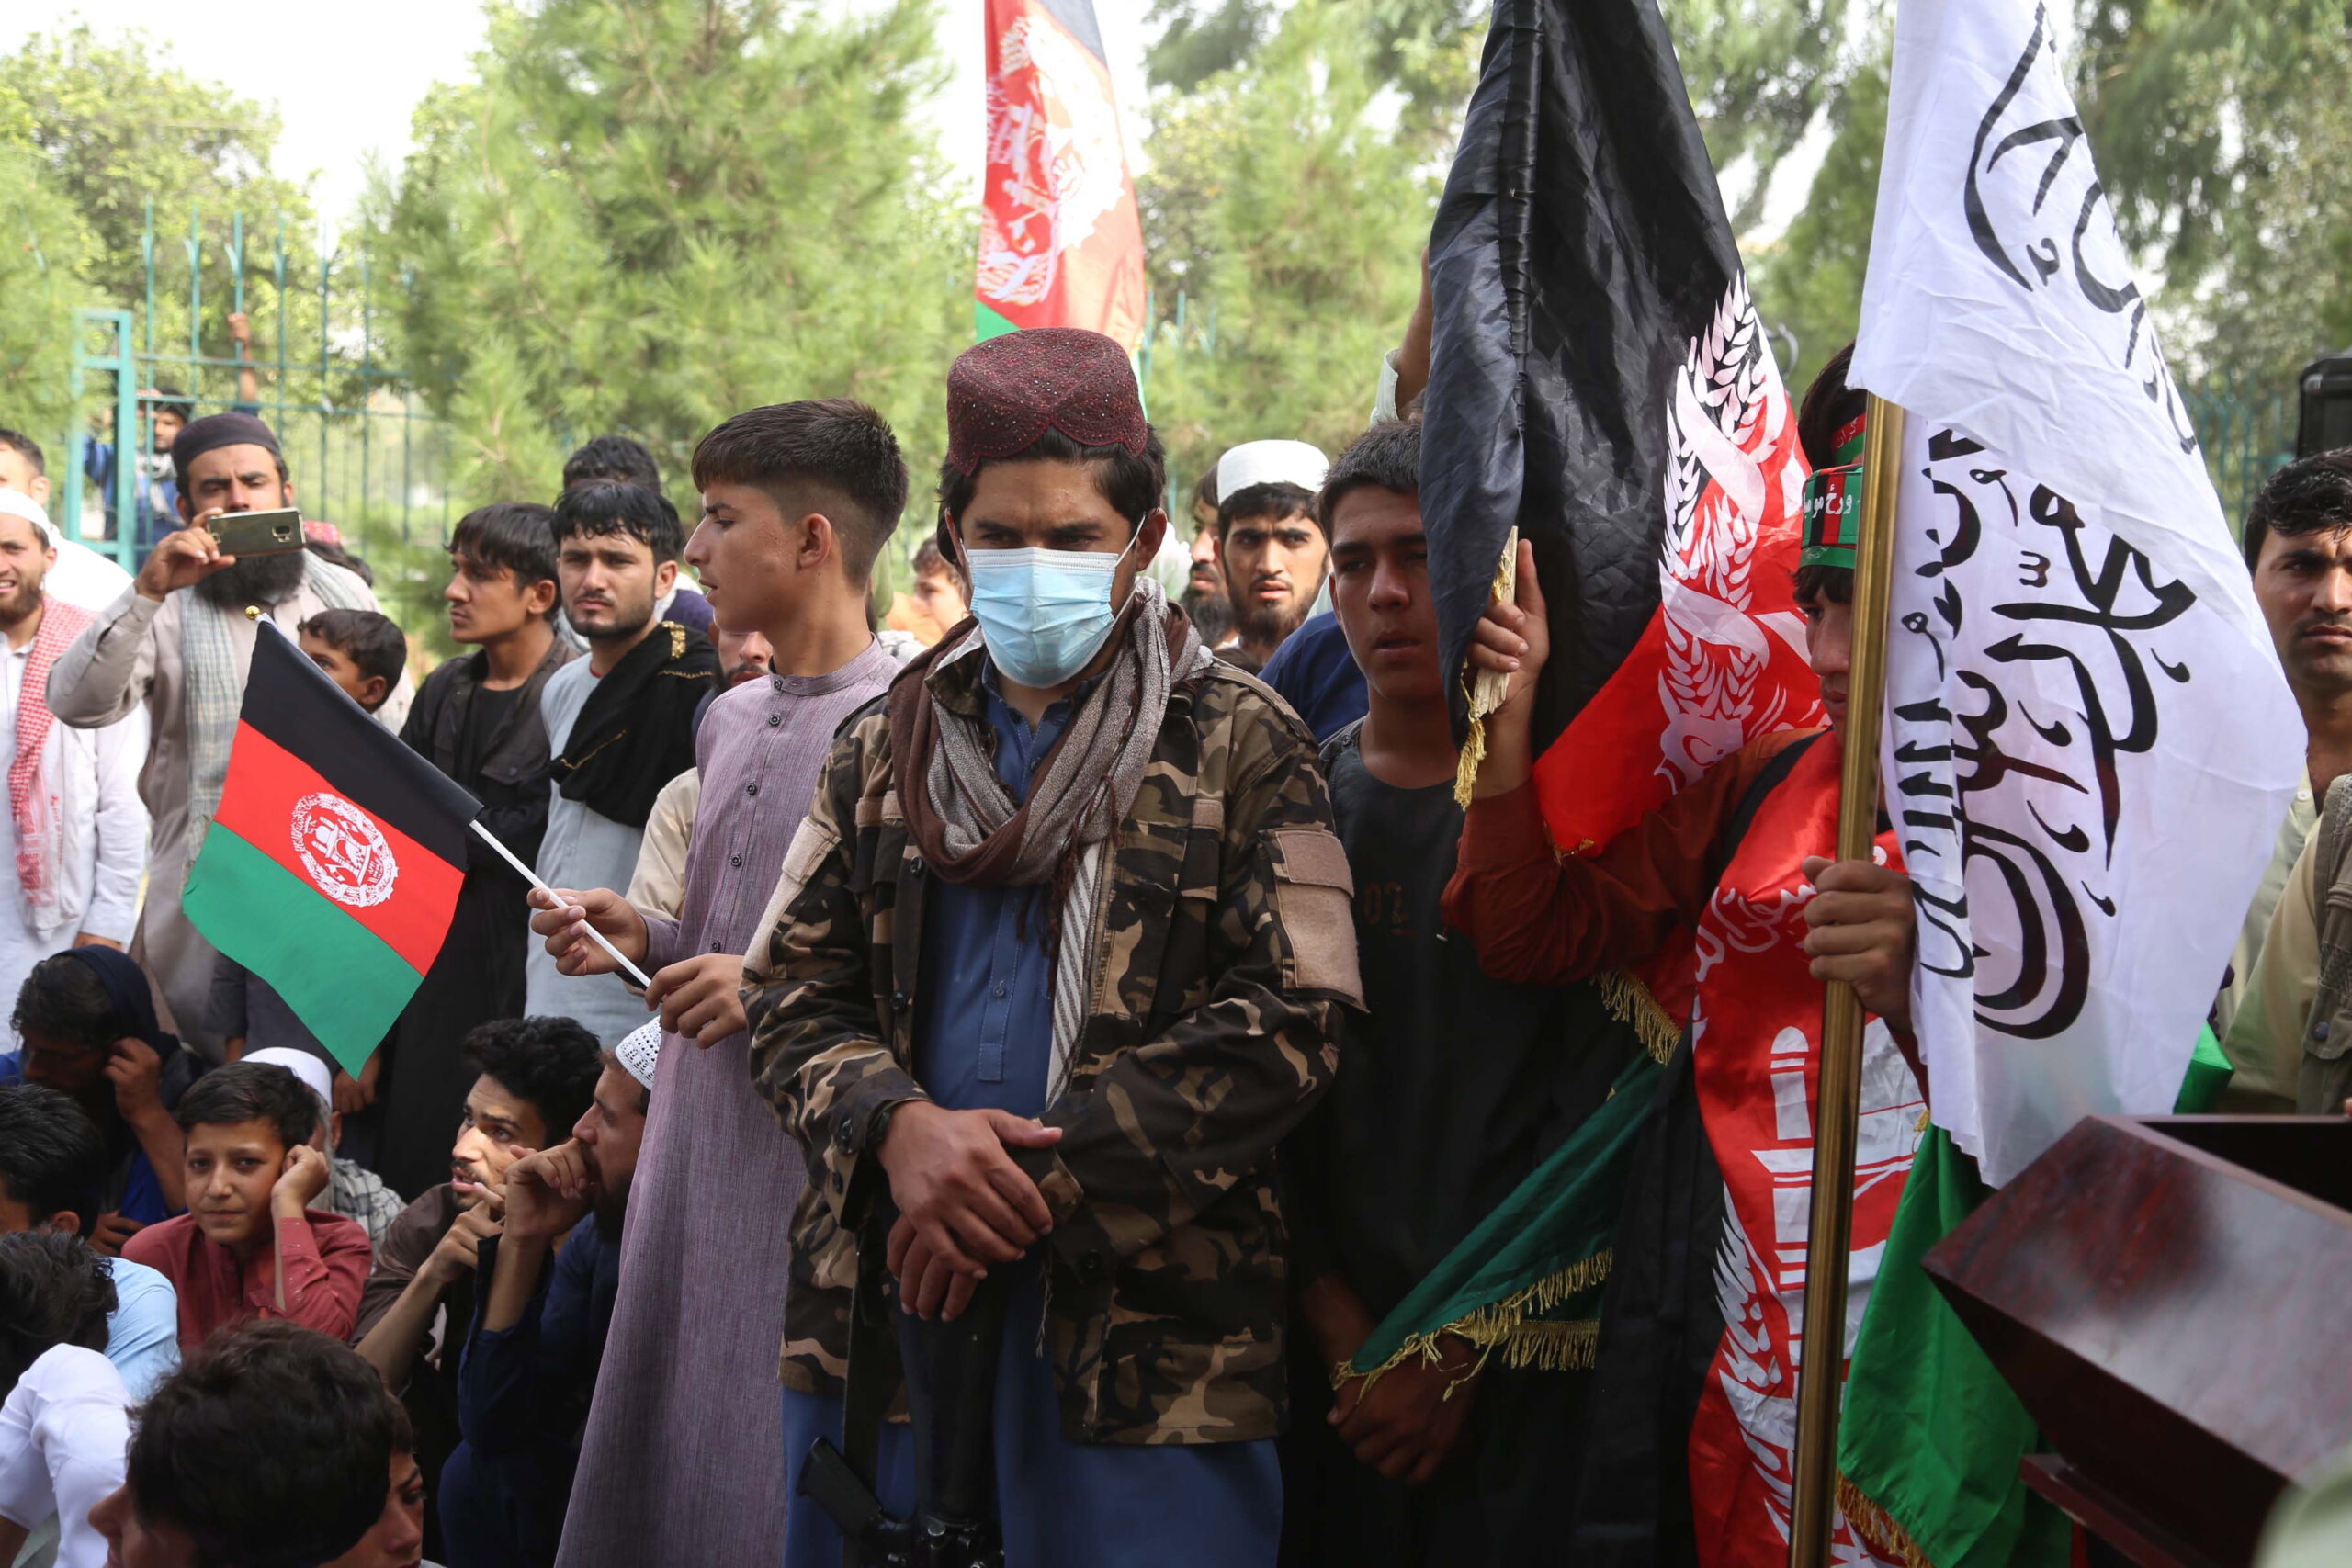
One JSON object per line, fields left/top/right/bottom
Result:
{"left": 1214, "top": 439, "right": 1331, "bottom": 671}
{"left": 886, "top": 535, "right": 969, "bottom": 647}
{"left": 531, "top": 398, "right": 908, "bottom": 1568}
{"left": 0, "top": 1081, "right": 180, "bottom": 1399}
{"left": 525, "top": 482, "right": 715, "bottom": 1045}
{"left": 297, "top": 607, "right": 406, "bottom": 716}
{"left": 382, "top": 502, "right": 581, "bottom": 1199}
{"left": 353, "top": 1015, "right": 601, "bottom": 1553}
{"left": 0, "top": 491, "right": 149, "bottom": 1009}
{"left": 45, "top": 412, "right": 388, "bottom": 1059}
{"left": 88, "top": 1320, "right": 402, "bottom": 1568}
{"left": 559, "top": 435, "right": 715, "bottom": 635}
{"left": 121, "top": 1061, "right": 371, "bottom": 1349}
{"left": 5, "top": 949, "right": 200, "bottom": 1255}
{"left": 443, "top": 1027, "right": 656, "bottom": 1568}
{"left": 747, "top": 329, "right": 1356, "bottom": 1568}
{"left": 1277, "top": 422, "right": 1636, "bottom": 1564}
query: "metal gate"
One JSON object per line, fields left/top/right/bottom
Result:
{"left": 58, "top": 204, "right": 454, "bottom": 570}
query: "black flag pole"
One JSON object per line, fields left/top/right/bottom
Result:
{"left": 1786, "top": 394, "right": 1905, "bottom": 1568}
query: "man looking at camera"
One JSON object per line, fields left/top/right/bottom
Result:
{"left": 43, "top": 412, "right": 389, "bottom": 1057}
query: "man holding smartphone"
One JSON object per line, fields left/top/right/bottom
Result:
{"left": 43, "top": 412, "right": 391, "bottom": 1060}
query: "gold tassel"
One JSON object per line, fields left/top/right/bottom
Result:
{"left": 1453, "top": 529, "right": 1521, "bottom": 807}
{"left": 1836, "top": 1472, "right": 1936, "bottom": 1568}
{"left": 1597, "top": 969, "right": 1680, "bottom": 1065}
{"left": 1346, "top": 1247, "right": 1615, "bottom": 1393}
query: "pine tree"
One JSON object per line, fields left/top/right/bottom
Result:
{"left": 372, "top": 0, "right": 968, "bottom": 519}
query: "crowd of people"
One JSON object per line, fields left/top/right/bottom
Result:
{"left": 0, "top": 258, "right": 2347, "bottom": 1568}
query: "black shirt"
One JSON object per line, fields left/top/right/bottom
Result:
{"left": 1290, "top": 722, "right": 1634, "bottom": 1315}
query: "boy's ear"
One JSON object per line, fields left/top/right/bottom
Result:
{"left": 358, "top": 676, "right": 390, "bottom": 710}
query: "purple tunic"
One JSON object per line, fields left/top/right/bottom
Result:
{"left": 555, "top": 641, "right": 899, "bottom": 1568}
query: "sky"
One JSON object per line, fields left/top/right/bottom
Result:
{"left": 5, "top": 1, "right": 1154, "bottom": 231}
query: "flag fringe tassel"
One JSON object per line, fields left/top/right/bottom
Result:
{"left": 1836, "top": 1472, "right": 1936, "bottom": 1568}
{"left": 1597, "top": 969, "right": 1679, "bottom": 1065}
{"left": 1453, "top": 530, "right": 1520, "bottom": 807}
{"left": 1348, "top": 1248, "right": 1611, "bottom": 1392}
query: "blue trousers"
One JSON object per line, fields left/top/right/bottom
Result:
{"left": 779, "top": 1268, "right": 1279, "bottom": 1568}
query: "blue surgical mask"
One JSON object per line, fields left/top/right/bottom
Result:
{"left": 965, "top": 536, "right": 1136, "bottom": 688}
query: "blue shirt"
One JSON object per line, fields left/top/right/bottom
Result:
{"left": 910, "top": 669, "right": 1081, "bottom": 1119}
{"left": 104, "top": 1257, "right": 180, "bottom": 1400}
{"left": 1259, "top": 611, "right": 1368, "bottom": 741}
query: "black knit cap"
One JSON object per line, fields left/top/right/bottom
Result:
{"left": 170, "top": 412, "right": 282, "bottom": 487}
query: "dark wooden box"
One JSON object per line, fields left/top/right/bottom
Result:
{"left": 1923, "top": 1115, "right": 2352, "bottom": 1568}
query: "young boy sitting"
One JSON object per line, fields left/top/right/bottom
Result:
{"left": 298, "top": 607, "right": 406, "bottom": 716}
{"left": 121, "top": 1062, "right": 371, "bottom": 1350}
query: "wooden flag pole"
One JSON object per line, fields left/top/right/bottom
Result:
{"left": 1786, "top": 393, "right": 1905, "bottom": 1568}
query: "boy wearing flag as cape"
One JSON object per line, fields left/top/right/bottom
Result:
{"left": 1448, "top": 349, "right": 1926, "bottom": 1568}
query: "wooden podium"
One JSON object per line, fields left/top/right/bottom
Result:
{"left": 1923, "top": 1115, "right": 2352, "bottom": 1568}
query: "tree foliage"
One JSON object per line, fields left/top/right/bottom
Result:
{"left": 370, "top": 0, "right": 968, "bottom": 522}
{"left": 0, "top": 144, "right": 101, "bottom": 447}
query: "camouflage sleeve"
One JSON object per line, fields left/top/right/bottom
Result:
{"left": 743, "top": 728, "right": 926, "bottom": 1228}
{"left": 1036, "top": 714, "right": 1359, "bottom": 1270}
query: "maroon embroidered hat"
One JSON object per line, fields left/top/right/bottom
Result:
{"left": 944, "top": 327, "right": 1149, "bottom": 477}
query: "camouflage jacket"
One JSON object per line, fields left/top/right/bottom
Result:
{"left": 744, "top": 654, "right": 1359, "bottom": 1445}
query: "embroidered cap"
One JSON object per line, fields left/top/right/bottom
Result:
{"left": 614, "top": 1019, "right": 662, "bottom": 1092}
{"left": 944, "top": 328, "right": 1149, "bottom": 478}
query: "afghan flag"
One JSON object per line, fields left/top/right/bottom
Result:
{"left": 977, "top": 0, "right": 1146, "bottom": 348}
{"left": 183, "top": 623, "right": 479, "bottom": 1076}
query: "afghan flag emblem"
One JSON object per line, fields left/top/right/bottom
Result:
{"left": 183, "top": 623, "right": 479, "bottom": 1074}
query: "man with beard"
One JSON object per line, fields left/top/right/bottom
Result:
{"left": 43, "top": 412, "right": 389, "bottom": 1058}
{"left": 559, "top": 435, "right": 714, "bottom": 637}
{"left": 524, "top": 482, "right": 714, "bottom": 1045}
{"left": 1212, "top": 439, "right": 1330, "bottom": 671}
{"left": 354, "top": 1016, "right": 602, "bottom": 1561}
{"left": 0, "top": 491, "right": 147, "bottom": 1010}
{"left": 1182, "top": 468, "right": 1233, "bottom": 648}
{"left": 0, "top": 434, "right": 134, "bottom": 613}
{"left": 441, "top": 1023, "right": 655, "bottom": 1568}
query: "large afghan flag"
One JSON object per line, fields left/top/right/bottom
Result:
{"left": 977, "top": 0, "right": 1146, "bottom": 347}
{"left": 183, "top": 623, "right": 479, "bottom": 1075}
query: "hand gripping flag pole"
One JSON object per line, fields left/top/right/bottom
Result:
{"left": 1787, "top": 394, "right": 1906, "bottom": 1568}
{"left": 468, "top": 819, "right": 655, "bottom": 991}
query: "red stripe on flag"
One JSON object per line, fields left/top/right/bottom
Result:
{"left": 212, "top": 724, "right": 465, "bottom": 976}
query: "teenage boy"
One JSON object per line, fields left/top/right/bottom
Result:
{"left": 525, "top": 483, "right": 715, "bottom": 1046}
{"left": 442, "top": 1026, "right": 656, "bottom": 1568}
{"left": 6, "top": 949, "right": 201, "bottom": 1254}
{"left": 0, "top": 1082, "right": 181, "bottom": 1398}
{"left": 354, "top": 1016, "right": 601, "bottom": 1553}
{"left": 1275, "top": 423, "right": 1636, "bottom": 1564}
{"left": 297, "top": 607, "right": 406, "bottom": 718}
{"left": 384, "top": 502, "right": 579, "bottom": 1200}
{"left": 88, "top": 1321, "right": 403, "bottom": 1568}
{"left": 530, "top": 400, "right": 906, "bottom": 1568}
{"left": 1445, "top": 346, "right": 1925, "bottom": 1561}
{"left": 121, "top": 1061, "right": 371, "bottom": 1349}
{"left": 745, "top": 329, "right": 1356, "bottom": 1568}
{"left": 238, "top": 1047, "right": 404, "bottom": 1254}
{"left": 1214, "top": 439, "right": 1331, "bottom": 671}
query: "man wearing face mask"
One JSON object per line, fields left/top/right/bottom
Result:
{"left": 748, "top": 327, "right": 1360, "bottom": 1568}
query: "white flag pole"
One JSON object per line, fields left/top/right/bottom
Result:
{"left": 468, "top": 818, "right": 655, "bottom": 991}
{"left": 1787, "top": 394, "right": 1906, "bottom": 1568}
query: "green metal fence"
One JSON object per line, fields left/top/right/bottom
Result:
{"left": 58, "top": 203, "right": 454, "bottom": 571}
{"left": 2183, "top": 374, "right": 2298, "bottom": 530}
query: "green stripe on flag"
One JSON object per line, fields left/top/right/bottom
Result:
{"left": 975, "top": 301, "right": 1018, "bottom": 341}
{"left": 182, "top": 824, "right": 424, "bottom": 1077}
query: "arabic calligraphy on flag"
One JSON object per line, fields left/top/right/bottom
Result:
{"left": 1852, "top": 0, "right": 2302, "bottom": 1186}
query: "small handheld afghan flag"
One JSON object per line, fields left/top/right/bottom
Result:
{"left": 183, "top": 623, "right": 479, "bottom": 1075}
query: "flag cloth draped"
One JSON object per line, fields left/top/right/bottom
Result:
{"left": 1834, "top": 1, "right": 2302, "bottom": 1561}
{"left": 182, "top": 622, "right": 480, "bottom": 1075}
{"left": 977, "top": 0, "right": 1145, "bottom": 348}
{"left": 1850, "top": 0, "right": 2301, "bottom": 1189}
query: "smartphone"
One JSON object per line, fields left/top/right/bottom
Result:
{"left": 208, "top": 508, "right": 306, "bottom": 556}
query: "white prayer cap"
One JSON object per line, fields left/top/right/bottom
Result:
{"left": 243, "top": 1047, "right": 335, "bottom": 1109}
{"left": 614, "top": 1019, "right": 662, "bottom": 1092}
{"left": 1216, "top": 440, "right": 1329, "bottom": 505}
{"left": 0, "top": 488, "right": 58, "bottom": 547}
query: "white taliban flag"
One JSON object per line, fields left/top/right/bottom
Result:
{"left": 1850, "top": 0, "right": 2302, "bottom": 1185}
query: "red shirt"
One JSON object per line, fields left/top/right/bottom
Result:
{"left": 122, "top": 1208, "right": 372, "bottom": 1350}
